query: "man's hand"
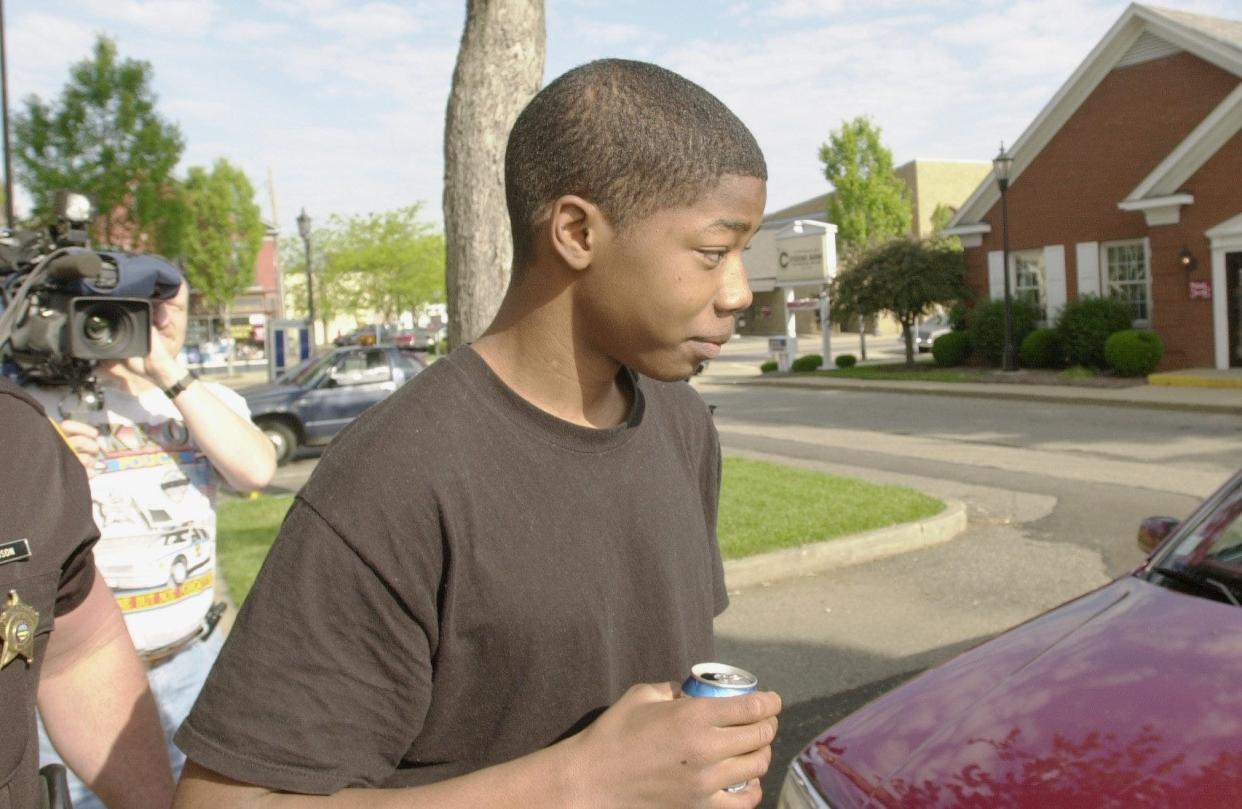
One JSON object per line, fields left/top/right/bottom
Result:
{"left": 57, "top": 420, "right": 103, "bottom": 476}
{"left": 121, "top": 324, "right": 184, "bottom": 391}
{"left": 560, "top": 682, "right": 782, "bottom": 808}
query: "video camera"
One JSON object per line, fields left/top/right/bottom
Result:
{"left": 0, "top": 191, "right": 183, "bottom": 408}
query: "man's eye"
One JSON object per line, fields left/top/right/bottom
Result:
{"left": 700, "top": 250, "right": 726, "bottom": 266}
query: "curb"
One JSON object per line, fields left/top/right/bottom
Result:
{"left": 722, "top": 499, "right": 968, "bottom": 590}
{"left": 702, "top": 376, "right": 1242, "bottom": 416}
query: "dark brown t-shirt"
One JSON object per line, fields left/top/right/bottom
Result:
{"left": 177, "top": 347, "right": 728, "bottom": 794}
{"left": 0, "top": 378, "right": 99, "bottom": 809}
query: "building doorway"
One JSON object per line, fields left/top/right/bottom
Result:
{"left": 1230, "top": 252, "right": 1242, "bottom": 367}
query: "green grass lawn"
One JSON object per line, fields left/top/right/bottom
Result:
{"left": 216, "top": 457, "right": 943, "bottom": 603}
{"left": 718, "top": 457, "right": 942, "bottom": 558}
{"left": 810, "top": 364, "right": 989, "bottom": 383}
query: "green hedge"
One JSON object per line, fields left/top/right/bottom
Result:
{"left": 760, "top": 360, "right": 778, "bottom": 374}
{"left": 1056, "top": 296, "right": 1133, "bottom": 369}
{"left": 932, "top": 331, "right": 972, "bottom": 367}
{"left": 969, "top": 299, "right": 1043, "bottom": 366}
{"left": 834, "top": 354, "right": 857, "bottom": 369}
{"left": 792, "top": 354, "right": 823, "bottom": 372}
{"left": 1019, "top": 328, "right": 1064, "bottom": 369}
{"left": 1105, "top": 329, "right": 1163, "bottom": 376}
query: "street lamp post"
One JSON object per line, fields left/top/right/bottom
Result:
{"left": 993, "top": 144, "right": 1017, "bottom": 372}
{"left": 296, "top": 208, "right": 316, "bottom": 344}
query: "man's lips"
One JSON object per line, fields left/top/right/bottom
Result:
{"left": 689, "top": 336, "right": 730, "bottom": 359}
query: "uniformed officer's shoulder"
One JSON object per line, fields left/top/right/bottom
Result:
{"left": 0, "top": 377, "right": 49, "bottom": 420}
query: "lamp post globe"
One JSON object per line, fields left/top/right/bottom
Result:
{"left": 296, "top": 208, "right": 316, "bottom": 342}
{"left": 993, "top": 144, "right": 1018, "bottom": 372}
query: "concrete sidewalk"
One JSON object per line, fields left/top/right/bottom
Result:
{"left": 695, "top": 336, "right": 1242, "bottom": 415}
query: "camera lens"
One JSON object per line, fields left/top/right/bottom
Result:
{"left": 83, "top": 313, "right": 116, "bottom": 346}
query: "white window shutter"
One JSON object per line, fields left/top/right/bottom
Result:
{"left": 1075, "top": 242, "right": 1100, "bottom": 298}
{"left": 987, "top": 251, "right": 1004, "bottom": 301}
{"left": 1045, "top": 245, "right": 1067, "bottom": 320}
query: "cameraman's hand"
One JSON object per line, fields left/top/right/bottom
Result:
{"left": 58, "top": 420, "right": 103, "bottom": 476}
{"left": 122, "top": 324, "right": 183, "bottom": 390}
{"left": 559, "top": 682, "right": 781, "bottom": 809}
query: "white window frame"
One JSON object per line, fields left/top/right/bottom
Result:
{"left": 1099, "top": 238, "right": 1153, "bottom": 326}
{"left": 1010, "top": 249, "right": 1047, "bottom": 322}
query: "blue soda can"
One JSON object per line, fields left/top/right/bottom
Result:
{"left": 681, "top": 662, "right": 759, "bottom": 793}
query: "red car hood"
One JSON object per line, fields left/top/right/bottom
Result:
{"left": 799, "top": 577, "right": 1242, "bottom": 808}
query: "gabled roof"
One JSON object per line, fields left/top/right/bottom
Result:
{"left": 947, "top": 3, "right": 1242, "bottom": 233}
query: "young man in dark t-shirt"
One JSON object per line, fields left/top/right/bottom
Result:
{"left": 175, "top": 59, "right": 781, "bottom": 808}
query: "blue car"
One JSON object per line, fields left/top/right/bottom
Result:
{"left": 241, "top": 345, "right": 426, "bottom": 464}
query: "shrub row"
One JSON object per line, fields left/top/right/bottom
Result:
{"left": 930, "top": 295, "right": 1161, "bottom": 376}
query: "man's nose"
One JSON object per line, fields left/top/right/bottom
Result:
{"left": 716, "top": 258, "right": 753, "bottom": 314}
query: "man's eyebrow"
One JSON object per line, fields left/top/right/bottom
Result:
{"left": 700, "top": 218, "right": 753, "bottom": 234}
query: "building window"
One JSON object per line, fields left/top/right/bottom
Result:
{"left": 1011, "top": 250, "right": 1046, "bottom": 319}
{"left": 1101, "top": 240, "right": 1150, "bottom": 323}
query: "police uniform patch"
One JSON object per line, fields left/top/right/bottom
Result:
{"left": 0, "top": 590, "right": 38, "bottom": 668}
{"left": 0, "top": 538, "right": 31, "bottom": 566}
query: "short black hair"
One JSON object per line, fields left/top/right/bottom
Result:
{"left": 505, "top": 59, "right": 767, "bottom": 271}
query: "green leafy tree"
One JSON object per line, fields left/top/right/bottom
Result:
{"left": 930, "top": 203, "right": 962, "bottom": 250}
{"left": 318, "top": 206, "right": 445, "bottom": 323}
{"left": 13, "top": 36, "right": 187, "bottom": 255}
{"left": 819, "top": 117, "right": 913, "bottom": 254}
{"left": 182, "top": 159, "right": 265, "bottom": 370}
{"left": 830, "top": 239, "right": 969, "bottom": 367}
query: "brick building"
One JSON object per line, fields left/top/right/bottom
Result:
{"left": 945, "top": 4, "right": 1242, "bottom": 371}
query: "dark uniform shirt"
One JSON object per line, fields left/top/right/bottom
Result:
{"left": 0, "top": 378, "right": 99, "bottom": 809}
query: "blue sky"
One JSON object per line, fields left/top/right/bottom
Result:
{"left": 7, "top": 0, "right": 1242, "bottom": 231}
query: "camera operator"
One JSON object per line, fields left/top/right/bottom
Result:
{"left": 26, "top": 278, "right": 276, "bottom": 809}
{"left": 0, "top": 377, "right": 173, "bottom": 809}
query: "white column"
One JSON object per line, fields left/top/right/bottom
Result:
{"left": 1213, "top": 248, "right": 1229, "bottom": 369}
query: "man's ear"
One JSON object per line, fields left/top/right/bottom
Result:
{"left": 546, "top": 195, "right": 605, "bottom": 272}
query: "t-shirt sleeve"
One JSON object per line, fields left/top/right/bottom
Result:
{"left": 175, "top": 498, "right": 436, "bottom": 794}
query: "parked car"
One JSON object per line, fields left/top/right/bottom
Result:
{"left": 779, "top": 468, "right": 1242, "bottom": 809}
{"left": 914, "top": 315, "right": 952, "bottom": 353}
{"left": 241, "top": 345, "right": 426, "bottom": 464}
{"left": 392, "top": 325, "right": 442, "bottom": 351}
{"left": 333, "top": 324, "right": 399, "bottom": 347}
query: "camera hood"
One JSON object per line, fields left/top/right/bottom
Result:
{"left": 70, "top": 252, "right": 183, "bottom": 300}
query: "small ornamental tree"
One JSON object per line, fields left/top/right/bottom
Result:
{"left": 830, "top": 239, "right": 969, "bottom": 367}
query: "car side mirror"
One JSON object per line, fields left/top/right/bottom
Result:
{"left": 1137, "top": 516, "right": 1180, "bottom": 555}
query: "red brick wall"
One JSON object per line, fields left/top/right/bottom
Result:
{"left": 963, "top": 51, "right": 1240, "bottom": 369}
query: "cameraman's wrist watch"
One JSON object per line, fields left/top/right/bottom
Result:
{"left": 162, "top": 370, "right": 198, "bottom": 400}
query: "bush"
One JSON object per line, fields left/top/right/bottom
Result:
{"left": 1105, "top": 329, "right": 1164, "bottom": 376}
{"left": 1019, "top": 328, "right": 1064, "bottom": 369}
{"left": 1056, "top": 296, "right": 1133, "bottom": 369}
{"left": 947, "top": 301, "right": 969, "bottom": 332}
{"left": 968, "top": 299, "right": 1042, "bottom": 366}
{"left": 760, "top": 360, "right": 778, "bottom": 374}
{"left": 834, "top": 354, "right": 857, "bottom": 369}
{"left": 932, "top": 330, "right": 972, "bottom": 367}
{"left": 791, "top": 354, "right": 823, "bottom": 372}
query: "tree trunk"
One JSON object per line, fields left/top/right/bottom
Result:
{"left": 443, "top": 0, "right": 545, "bottom": 349}
{"left": 858, "top": 320, "right": 867, "bottom": 361}
{"left": 902, "top": 319, "right": 915, "bottom": 368}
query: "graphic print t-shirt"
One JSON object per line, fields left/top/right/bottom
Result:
{"left": 31, "top": 381, "right": 250, "bottom": 651}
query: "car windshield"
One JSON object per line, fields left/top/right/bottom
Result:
{"left": 1152, "top": 480, "right": 1242, "bottom": 603}
{"left": 288, "top": 353, "right": 338, "bottom": 387}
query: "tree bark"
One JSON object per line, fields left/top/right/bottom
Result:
{"left": 443, "top": 0, "right": 545, "bottom": 348}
